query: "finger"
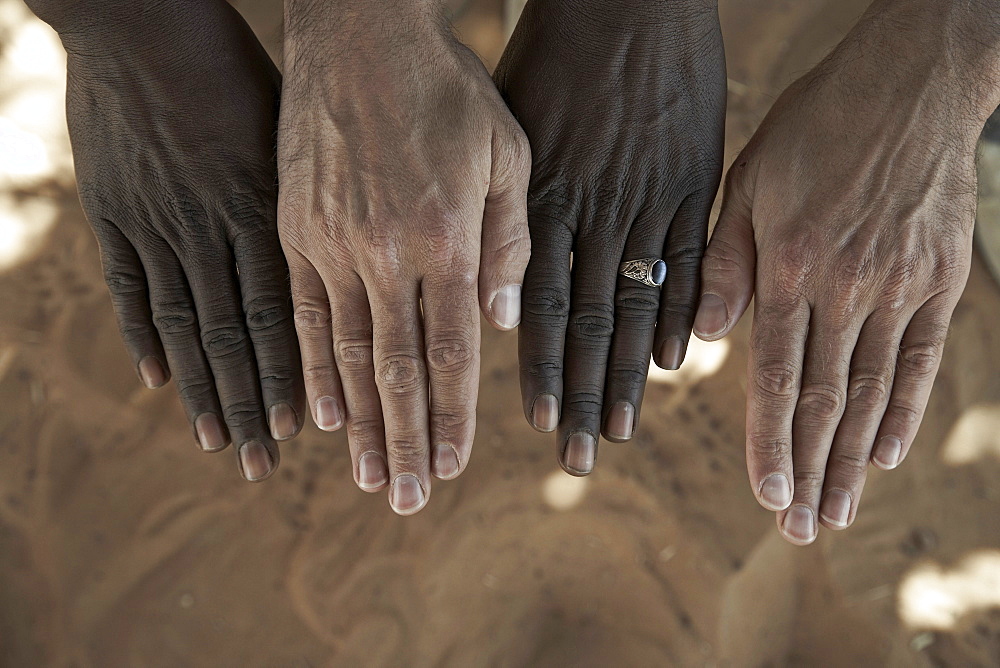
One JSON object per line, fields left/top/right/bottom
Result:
{"left": 422, "top": 269, "right": 480, "bottom": 480}
{"left": 601, "top": 208, "right": 673, "bottom": 443}
{"left": 137, "top": 238, "right": 230, "bottom": 453}
{"left": 480, "top": 124, "right": 531, "bottom": 331}
{"left": 93, "top": 218, "right": 169, "bottom": 389}
{"left": 326, "top": 270, "right": 389, "bottom": 494}
{"left": 285, "top": 246, "right": 345, "bottom": 433}
{"left": 872, "top": 293, "right": 954, "bottom": 471}
{"left": 367, "top": 281, "right": 431, "bottom": 515}
{"left": 519, "top": 219, "right": 573, "bottom": 433}
{"left": 233, "top": 228, "right": 305, "bottom": 442}
{"left": 819, "top": 311, "right": 907, "bottom": 530}
{"left": 776, "top": 310, "right": 860, "bottom": 546}
{"left": 558, "top": 237, "right": 620, "bottom": 475}
{"left": 745, "top": 291, "right": 809, "bottom": 514}
{"left": 695, "top": 167, "right": 756, "bottom": 341}
{"left": 653, "top": 191, "right": 713, "bottom": 370}
{"left": 186, "top": 255, "right": 278, "bottom": 482}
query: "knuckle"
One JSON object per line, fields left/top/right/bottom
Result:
{"left": 375, "top": 353, "right": 425, "bottom": 395}
{"left": 702, "top": 237, "right": 747, "bottom": 277}
{"left": 431, "top": 410, "right": 471, "bottom": 434}
{"left": 346, "top": 417, "right": 383, "bottom": 444}
{"left": 888, "top": 400, "right": 924, "bottom": 428}
{"left": 103, "top": 266, "right": 146, "bottom": 297}
{"left": 847, "top": 372, "right": 891, "bottom": 406}
{"left": 831, "top": 449, "right": 870, "bottom": 476}
{"left": 748, "top": 437, "right": 789, "bottom": 460}
{"left": 221, "top": 400, "right": 262, "bottom": 428}
{"left": 606, "top": 364, "right": 648, "bottom": 392}
{"left": 522, "top": 355, "right": 562, "bottom": 381}
{"left": 245, "top": 295, "right": 292, "bottom": 333}
{"left": 201, "top": 324, "right": 250, "bottom": 359}
{"left": 898, "top": 341, "right": 943, "bottom": 377}
{"left": 794, "top": 465, "right": 826, "bottom": 488}
{"left": 523, "top": 284, "right": 570, "bottom": 321}
{"left": 771, "top": 239, "right": 817, "bottom": 294}
{"left": 615, "top": 284, "right": 660, "bottom": 324}
{"left": 426, "top": 338, "right": 477, "bottom": 376}
{"left": 385, "top": 439, "right": 425, "bottom": 463}
{"left": 335, "top": 338, "right": 374, "bottom": 369}
{"left": 567, "top": 302, "right": 615, "bottom": 342}
{"left": 753, "top": 360, "right": 799, "bottom": 398}
{"left": 293, "top": 300, "right": 331, "bottom": 332}
{"left": 173, "top": 376, "right": 215, "bottom": 405}
{"left": 563, "top": 389, "right": 603, "bottom": 418}
{"left": 796, "top": 383, "right": 846, "bottom": 421}
{"left": 152, "top": 302, "right": 197, "bottom": 336}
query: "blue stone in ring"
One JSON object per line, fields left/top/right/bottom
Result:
{"left": 649, "top": 260, "right": 667, "bottom": 286}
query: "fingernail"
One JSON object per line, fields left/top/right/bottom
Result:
{"left": 194, "top": 413, "right": 228, "bottom": 452}
{"left": 605, "top": 402, "right": 635, "bottom": 441}
{"left": 693, "top": 294, "right": 729, "bottom": 338}
{"left": 759, "top": 473, "right": 792, "bottom": 511}
{"left": 238, "top": 441, "right": 274, "bottom": 482}
{"left": 782, "top": 505, "right": 817, "bottom": 545}
{"left": 820, "top": 489, "right": 852, "bottom": 528}
{"left": 491, "top": 284, "right": 522, "bottom": 330}
{"left": 432, "top": 443, "right": 461, "bottom": 480}
{"left": 138, "top": 356, "right": 167, "bottom": 389}
{"left": 315, "top": 396, "right": 343, "bottom": 431}
{"left": 531, "top": 394, "right": 559, "bottom": 432}
{"left": 657, "top": 336, "right": 686, "bottom": 371}
{"left": 389, "top": 474, "right": 427, "bottom": 515}
{"left": 562, "top": 432, "right": 596, "bottom": 475}
{"left": 358, "top": 451, "right": 389, "bottom": 490}
{"left": 873, "top": 437, "right": 902, "bottom": 469}
{"left": 268, "top": 403, "right": 298, "bottom": 441}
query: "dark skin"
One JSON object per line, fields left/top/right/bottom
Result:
{"left": 495, "top": 0, "right": 725, "bottom": 474}
{"left": 24, "top": 0, "right": 304, "bottom": 482}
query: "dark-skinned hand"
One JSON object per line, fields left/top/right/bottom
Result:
{"left": 495, "top": 0, "right": 726, "bottom": 474}
{"left": 25, "top": 0, "right": 304, "bottom": 481}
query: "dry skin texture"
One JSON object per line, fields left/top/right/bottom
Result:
{"left": 1, "top": 0, "right": 1000, "bottom": 665}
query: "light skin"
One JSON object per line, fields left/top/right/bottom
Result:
{"left": 695, "top": 0, "right": 1000, "bottom": 544}
{"left": 24, "top": 0, "right": 304, "bottom": 482}
{"left": 278, "top": 0, "right": 531, "bottom": 515}
{"left": 495, "top": 0, "right": 726, "bottom": 474}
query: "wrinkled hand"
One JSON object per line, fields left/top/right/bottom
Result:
{"left": 495, "top": 0, "right": 725, "bottom": 474}
{"left": 696, "top": 0, "right": 1000, "bottom": 544}
{"left": 32, "top": 0, "right": 303, "bottom": 481}
{"left": 278, "top": 0, "right": 530, "bottom": 515}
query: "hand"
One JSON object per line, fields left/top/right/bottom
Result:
{"left": 32, "top": 1, "right": 304, "bottom": 481}
{"left": 696, "top": 0, "right": 1000, "bottom": 544}
{"left": 278, "top": 0, "right": 530, "bottom": 515}
{"left": 494, "top": 0, "right": 726, "bottom": 474}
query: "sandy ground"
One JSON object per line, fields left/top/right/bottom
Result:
{"left": 2, "top": 0, "right": 1000, "bottom": 665}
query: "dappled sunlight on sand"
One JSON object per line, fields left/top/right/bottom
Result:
{"left": 647, "top": 336, "right": 730, "bottom": 385}
{"left": 940, "top": 404, "right": 1000, "bottom": 465}
{"left": 0, "top": 0, "right": 70, "bottom": 271}
{"left": 542, "top": 469, "right": 589, "bottom": 510}
{"left": 898, "top": 550, "right": 1000, "bottom": 630}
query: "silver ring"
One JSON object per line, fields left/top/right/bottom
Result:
{"left": 619, "top": 258, "right": 667, "bottom": 287}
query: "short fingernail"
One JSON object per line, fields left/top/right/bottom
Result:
{"left": 605, "top": 402, "right": 635, "bottom": 441}
{"left": 239, "top": 441, "right": 274, "bottom": 482}
{"left": 358, "top": 451, "right": 389, "bottom": 490}
{"left": 782, "top": 505, "right": 817, "bottom": 545}
{"left": 268, "top": 403, "right": 298, "bottom": 441}
{"left": 820, "top": 489, "right": 852, "bottom": 528}
{"left": 693, "top": 294, "right": 729, "bottom": 338}
{"left": 531, "top": 394, "right": 559, "bottom": 432}
{"left": 389, "top": 474, "right": 427, "bottom": 515}
{"left": 562, "top": 432, "right": 596, "bottom": 475}
{"left": 138, "top": 356, "right": 167, "bottom": 389}
{"left": 194, "top": 413, "right": 229, "bottom": 452}
{"left": 873, "top": 436, "right": 902, "bottom": 469}
{"left": 759, "top": 473, "right": 792, "bottom": 511}
{"left": 315, "top": 396, "right": 343, "bottom": 431}
{"left": 657, "top": 336, "right": 686, "bottom": 371}
{"left": 491, "top": 284, "right": 522, "bottom": 330}
{"left": 432, "top": 443, "right": 461, "bottom": 480}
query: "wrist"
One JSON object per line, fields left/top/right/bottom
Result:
{"left": 833, "top": 0, "right": 1000, "bottom": 127}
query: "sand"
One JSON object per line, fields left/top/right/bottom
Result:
{"left": 1, "top": 0, "right": 999, "bottom": 665}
